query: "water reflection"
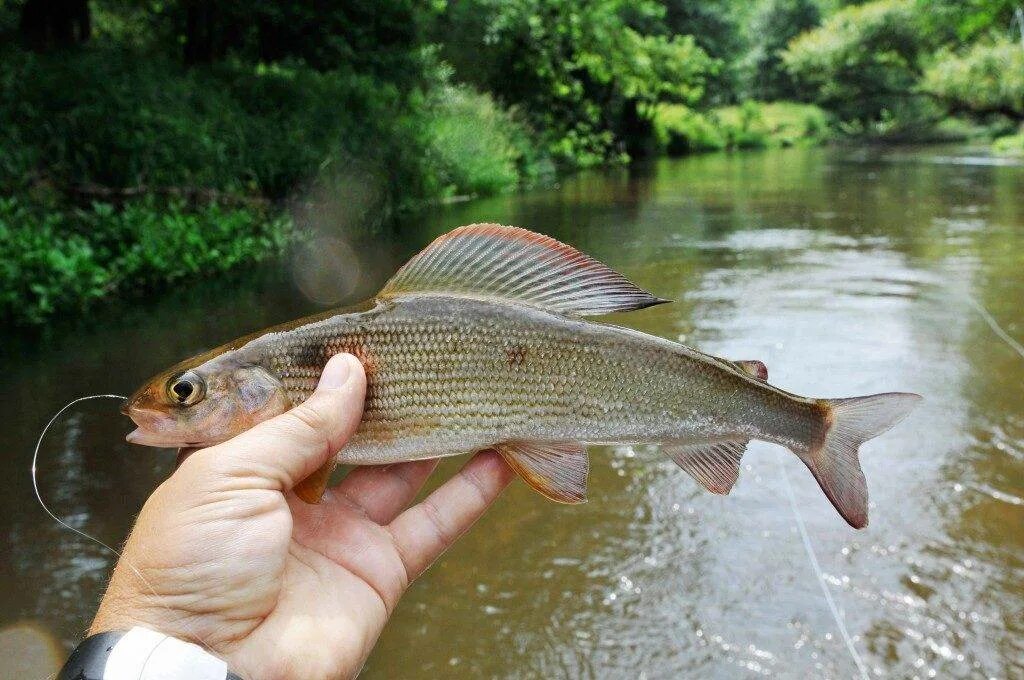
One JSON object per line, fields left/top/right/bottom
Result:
{"left": 1, "top": 146, "right": 1021, "bottom": 678}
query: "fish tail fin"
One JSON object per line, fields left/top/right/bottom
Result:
{"left": 795, "top": 392, "right": 921, "bottom": 529}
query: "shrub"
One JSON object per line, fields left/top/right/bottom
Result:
{"left": 423, "top": 86, "right": 530, "bottom": 198}
{"left": 0, "top": 197, "right": 291, "bottom": 325}
{"left": 782, "top": 0, "right": 928, "bottom": 125}
{"left": 0, "top": 47, "right": 445, "bottom": 207}
{"left": 653, "top": 105, "right": 726, "bottom": 155}
{"left": 993, "top": 131, "right": 1024, "bottom": 156}
{"left": 923, "top": 38, "right": 1024, "bottom": 118}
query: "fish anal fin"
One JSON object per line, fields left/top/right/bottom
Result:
{"left": 664, "top": 439, "right": 750, "bottom": 495}
{"left": 294, "top": 456, "right": 339, "bottom": 504}
{"left": 379, "top": 224, "right": 667, "bottom": 316}
{"left": 495, "top": 441, "right": 589, "bottom": 504}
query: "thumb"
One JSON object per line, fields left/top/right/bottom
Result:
{"left": 203, "top": 353, "right": 366, "bottom": 493}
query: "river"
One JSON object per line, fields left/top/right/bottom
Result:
{"left": 1, "top": 145, "right": 1021, "bottom": 678}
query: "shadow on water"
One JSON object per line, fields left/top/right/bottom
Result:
{"left": 1, "top": 146, "right": 1021, "bottom": 678}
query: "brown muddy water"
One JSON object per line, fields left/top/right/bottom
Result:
{"left": 1, "top": 146, "right": 1022, "bottom": 679}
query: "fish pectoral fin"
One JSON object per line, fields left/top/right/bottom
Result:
{"left": 294, "top": 456, "right": 339, "bottom": 504}
{"left": 495, "top": 441, "right": 589, "bottom": 504}
{"left": 663, "top": 439, "right": 750, "bottom": 495}
{"left": 378, "top": 224, "right": 667, "bottom": 316}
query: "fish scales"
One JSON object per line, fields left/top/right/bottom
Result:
{"left": 243, "top": 293, "right": 819, "bottom": 465}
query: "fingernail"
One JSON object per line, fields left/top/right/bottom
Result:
{"left": 318, "top": 353, "right": 354, "bottom": 390}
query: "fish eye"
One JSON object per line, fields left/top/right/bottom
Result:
{"left": 166, "top": 372, "right": 205, "bottom": 406}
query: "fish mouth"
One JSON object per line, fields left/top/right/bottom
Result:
{"left": 125, "top": 427, "right": 200, "bottom": 448}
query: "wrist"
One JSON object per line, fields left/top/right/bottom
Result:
{"left": 58, "top": 626, "right": 245, "bottom": 680}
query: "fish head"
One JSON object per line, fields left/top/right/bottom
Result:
{"left": 123, "top": 354, "right": 292, "bottom": 448}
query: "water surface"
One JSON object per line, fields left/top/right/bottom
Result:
{"left": 2, "top": 146, "right": 1022, "bottom": 678}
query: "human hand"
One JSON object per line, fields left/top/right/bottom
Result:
{"left": 90, "top": 353, "right": 515, "bottom": 679}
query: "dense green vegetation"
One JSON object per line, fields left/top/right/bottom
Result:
{"left": 2, "top": 0, "right": 1022, "bottom": 325}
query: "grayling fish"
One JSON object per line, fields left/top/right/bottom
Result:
{"left": 124, "top": 224, "right": 920, "bottom": 527}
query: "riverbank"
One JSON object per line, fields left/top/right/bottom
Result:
{"left": 0, "top": 46, "right": 548, "bottom": 326}
{"left": 0, "top": 44, "right": 832, "bottom": 327}
{"left": 0, "top": 92, "right": 996, "bottom": 327}
{"left": 4, "top": 0, "right": 1022, "bottom": 326}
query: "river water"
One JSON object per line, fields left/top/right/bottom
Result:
{"left": 1, "top": 146, "right": 1021, "bottom": 678}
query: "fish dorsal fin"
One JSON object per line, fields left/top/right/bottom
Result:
{"left": 664, "top": 439, "right": 750, "bottom": 495}
{"left": 379, "top": 224, "right": 667, "bottom": 316}
{"left": 734, "top": 360, "right": 768, "bottom": 381}
{"left": 494, "top": 440, "right": 589, "bottom": 504}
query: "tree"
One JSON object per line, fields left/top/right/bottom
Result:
{"left": 744, "top": 0, "right": 821, "bottom": 100}
{"left": 659, "top": 0, "right": 745, "bottom": 103}
{"left": 782, "top": 0, "right": 927, "bottom": 124}
{"left": 923, "top": 37, "right": 1024, "bottom": 117}
{"left": 914, "top": 0, "right": 1018, "bottom": 46}
{"left": 438, "top": 0, "right": 716, "bottom": 164}
{"left": 19, "top": 0, "right": 91, "bottom": 50}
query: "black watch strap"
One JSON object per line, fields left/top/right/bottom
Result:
{"left": 58, "top": 627, "right": 244, "bottom": 680}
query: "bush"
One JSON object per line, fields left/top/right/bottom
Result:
{"left": 0, "top": 197, "right": 291, "bottom": 325}
{"left": 423, "top": 85, "right": 539, "bottom": 198}
{"left": 654, "top": 105, "right": 726, "bottom": 155}
{"left": 0, "top": 47, "right": 460, "bottom": 208}
{"left": 782, "top": 0, "right": 928, "bottom": 125}
{"left": 654, "top": 101, "right": 831, "bottom": 155}
{"left": 993, "top": 131, "right": 1024, "bottom": 156}
{"left": 923, "top": 38, "right": 1024, "bottom": 118}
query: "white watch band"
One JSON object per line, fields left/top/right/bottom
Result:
{"left": 103, "top": 627, "right": 228, "bottom": 680}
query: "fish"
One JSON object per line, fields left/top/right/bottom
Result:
{"left": 123, "top": 224, "right": 920, "bottom": 527}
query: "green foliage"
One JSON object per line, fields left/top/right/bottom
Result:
{"left": 438, "top": 0, "right": 718, "bottom": 165}
{"left": 654, "top": 105, "right": 727, "bottom": 154}
{"left": 658, "top": 0, "right": 746, "bottom": 104}
{"left": 424, "top": 85, "right": 542, "bottom": 198}
{"left": 923, "top": 38, "right": 1024, "bottom": 117}
{"left": 782, "top": 0, "right": 929, "bottom": 125}
{"left": 654, "top": 101, "right": 830, "bottom": 155}
{"left": 0, "top": 197, "right": 291, "bottom": 325}
{"left": 743, "top": 0, "right": 821, "bottom": 100}
{"left": 716, "top": 101, "right": 832, "bottom": 146}
{"left": 5, "top": 0, "right": 1024, "bottom": 325}
{"left": 913, "top": 0, "right": 1018, "bottom": 45}
{"left": 0, "top": 47, "right": 431, "bottom": 204}
{"left": 992, "top": 130, "right": 1024, "bottom": 155}
{"left": 88, "top": 0, "right": 431, "bottom": 82}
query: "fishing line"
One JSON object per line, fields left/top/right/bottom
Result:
{"left": 963, "top": 294, "right": 1024, "bottom": 361}
{"left": 780, "top": 460, "right": 870, "bottom": 680}
{"left": 32, "top": 394, "right": 130, "bottom": 556}
{"left": 32, "top": 394, "right": 215, "bottom": 655}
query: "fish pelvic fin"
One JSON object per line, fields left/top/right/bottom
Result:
{"left": 664, "top": 438, "right": 750, "bottom": 494}
{"left": 379, "top": 224, "right": 667, "bottom": 316}
{"left": 495, "top": 440, "right": 589, "bottom": 504}
{"left": 798, "top": 393, "right": 921, "bottom": 529}
{"left": 294, "top": 456, "right": 339, "bottom": 504}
